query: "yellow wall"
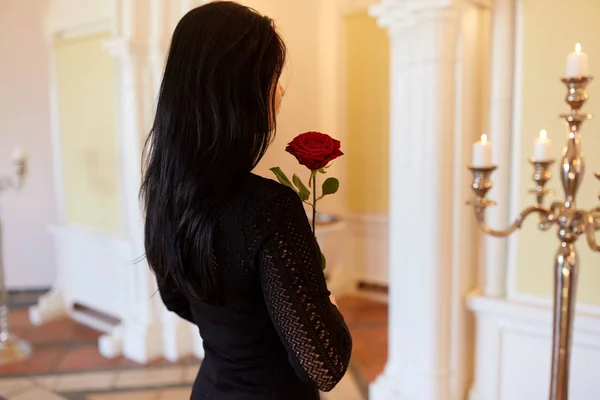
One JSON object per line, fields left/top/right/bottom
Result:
{"left": 54, "top": 33, "right": 121, "bottom": 232}
{"left": 344, "top": 12, "right": 390, "bottom": 214}
{"left": 517, "top": 0, "right": 600, "bottom": 304}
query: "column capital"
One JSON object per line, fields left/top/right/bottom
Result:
{"left": 369, "top": 0, "right": 462, "bottom": 30}
{"left": 470, "top": 0, "right": 491, "bottom": 9}
{"left": 369, "top": 1, "right": 412, "bottom": 29}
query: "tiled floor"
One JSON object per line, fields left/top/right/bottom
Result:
{"left": 0, "top": 296, "right": 387, "bottom": 399}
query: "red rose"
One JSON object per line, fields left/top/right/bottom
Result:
{"left": 285, "top": 132, "right": 344, "bottom": 170}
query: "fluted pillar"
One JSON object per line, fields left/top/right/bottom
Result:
{"left": 102, "top": 0, "right": 162, "bottom": 364}
{"left": 483, "top": 0, "right": 516, "bottom": 298}
{"left": 469, "top": 1, "right": 517, "bottom": 398}
{"left": 369, "top": 1, "right": 479, "bottom": 398}
{"left": 101, "top": 0, "right": 205, "bottom": 363}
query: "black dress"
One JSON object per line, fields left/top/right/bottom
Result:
{"left": 156, "top": 174, "right": 353, "bottom": 399}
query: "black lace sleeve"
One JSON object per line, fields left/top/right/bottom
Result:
{"left": 252, "top": 184, "right": 352, "bottom": 392}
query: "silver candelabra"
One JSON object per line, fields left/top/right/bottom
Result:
{"left": 0, "top": 150, "right": 32, "bottom": 365}
{"left": 468, "top": 76, "right": 600, "bottom": 400}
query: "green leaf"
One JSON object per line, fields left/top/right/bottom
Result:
{"left": 321, "top": 253, "right": 327, "bottom": 270}
{"left": 322, "top": 177, "right": 339, "bottom": 196}
{"left": 292, "top": 174, "right": 311, "bottom": 202}
{"left": 318, "top": 168, "right": 327, "bottom": 174}
{"left": 270, "top": 167, "right": 296, "bottom": 192}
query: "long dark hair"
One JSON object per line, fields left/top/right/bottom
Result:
{"left": 140, "top": 1, "right": 287, "bottom": 303}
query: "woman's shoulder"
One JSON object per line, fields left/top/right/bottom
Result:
{"left": 248, "top": 173, "right": 298, "bottom": 200}
{"left": 243, "top": 174, "right": 305, "bottom": 245}
{"left": 244, "top": 173, "right": 302, "bottom": 215}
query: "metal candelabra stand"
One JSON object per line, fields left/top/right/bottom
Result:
{"left": 468, "top": 76, "right": 600, "bottom": 400}
{"left": 0, "top": 153, "right": 32, "bottom": 365}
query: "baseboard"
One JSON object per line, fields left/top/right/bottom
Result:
{"left": 357, "top": 281, "right": 388, "bottom": 294}
{"left": 7, "top": 288, "right": 50, "bottom": 308}
{"left": 71, "top": 309, "right": 117, "bottom": 334}
{"left": 71, "top": 302, "right": 120, "bottom": 333}
{"left": 7, "top": 288, "right": 50, "bottom": 294}
{"left": 353, "top": 281, "right": 388, "bottom": 303}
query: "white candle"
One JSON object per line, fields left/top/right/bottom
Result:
{"left": 472, "top": 134, "right": 492, "bottom": 167}
{"left": 12, "top": 146, "right": 25, "bottom": 163}
{"left": 566, "top": 43, "right": 589, "bottom": 78}
{"left": 534, "top": 129, "right": 552, "bottom": 161}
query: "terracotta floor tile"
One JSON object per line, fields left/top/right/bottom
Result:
{"left": 8, "top": 326, "right": 32, "bottom": 340}
{"left": 351, "top": 326, "right": 387, "bottom": 383}
{"left": 9, "top": 387, "right": 66, "bottom": 400}
{"left": 21, "top": 319, "right": 100, "bottom": 345}
{"left": 55, "top": 348, "right": 195, "bottom": 373}
{"left": 55, "top": 371, "right": 115, "bottom": 392}
{"left": 114, "top": 366, "right": 184, "bottom": 388}
{"left": 115, "top": 357, "right": 146, "bottom": 369}
{"left": 338, "top": 297, "right": 388, "bottom": 327}
{"left": 31, "top": 375, "right": 58, "bottom": 391}
{"left": 337, "top": 296, "right": 388, "bottom": 384}
{"left": 175, "top": 354, "right": 202, "bottom": 365}
{"left": 7, "top": 309, "right": 32, "bottom": 329}
{"left": 145, "top": 357, "right": 176, "bottom": 367}
{"left": 88, "top": 389, "right": 159, "bottom": 400}
{"left": 56, "top": 345, "right": 131, "bottom": 372}
{"left": 0, "top": 347, "right": 66, "bottom": 375}
{"left": 70, "top": 322, "right": 105, "bottom": 342}
{"left": 159, "top": 387, "right": 191, "bottom": 400}
{"left": 0, "top": 378, "right": 33, "bottom": 397}
{"left": 2, "top": 296, "right": 389, "bottom": 390}
{"left": 183, "top": 364, "right": 200, "bottom": 383}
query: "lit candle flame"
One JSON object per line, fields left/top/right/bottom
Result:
{"left": 575, "top": 43, "right": 582, "bottom": 53}
{"left": 540, "top": 129, "right": 547, "bottom": 139}
{"left": 481, "top": 134, "right": 488, "bottom": 142}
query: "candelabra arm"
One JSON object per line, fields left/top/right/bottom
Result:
{"left": 591, "top": 208, "right": 600, "bottom": 229}
{"left": 474, "top": 204, "right": 552, "bottom": 238}
{"left": 586, "top": 211, "right": 600, "bottom": 252}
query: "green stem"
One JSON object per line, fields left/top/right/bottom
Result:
{"left": 312, "top": 173, "right": 317, "bottom": 236}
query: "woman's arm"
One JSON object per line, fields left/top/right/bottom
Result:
{"left": 155, "top": 274, "right": 195, "bottom": 324}
{"left": 254, "top": 186, "right": 352, "bottom": 392}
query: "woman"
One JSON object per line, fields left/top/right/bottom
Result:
{"left": 140, "top": 2, "right": 352, "bottom": 399}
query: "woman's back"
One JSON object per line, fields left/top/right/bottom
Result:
{"left": 141, "top": 2, "right": 352, "bottom": 397}
{"left": 157, "top": 174, "right": 352, "bottom": 399}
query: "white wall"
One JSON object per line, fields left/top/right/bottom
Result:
{"left": 0, "top": 0, "right": 57, "bottom": 289}
{"left": 246, "top": 1, "right": 327, "bottom": 182}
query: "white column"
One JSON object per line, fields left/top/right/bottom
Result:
{"left": 468, "top": 0, "right": 516, "bottom": 398}
{"left": 100, "top": 0, "right": 164, "bottom": 364}
{"left": 369, "top": 1, "right": 463, "bottom": 399}
{"left": 103, "top": 0, "right": 208, "bottom": 364}
{"left": 453, "top": 2, "right": 492, "bottom": 398}
{"left": 483, "top": 0, "right": 516, "bottom": 297}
